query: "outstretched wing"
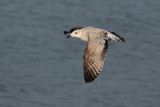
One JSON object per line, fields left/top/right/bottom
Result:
{"left": 83, "top": 38, "right": 108, "bottom": 83}
{"left": 64, "top": 26, "right": 86, "bottom": 35}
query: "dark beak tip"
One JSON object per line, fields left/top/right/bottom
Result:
{"left": 67, "top": 35, "right": 71, "bottom": 38}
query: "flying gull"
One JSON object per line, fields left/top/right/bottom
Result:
{"left": 64, "top": 26, "right": 125, "bottom": 83}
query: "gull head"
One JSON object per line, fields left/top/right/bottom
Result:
{"left": 67, "top": 30, "right": 82, "bottom": 39}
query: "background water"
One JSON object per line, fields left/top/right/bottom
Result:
{"left": 0, "top": 0, "right": 160, "bottom": 107}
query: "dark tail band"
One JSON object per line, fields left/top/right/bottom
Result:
{"left": 110, "top": 32, "right": 126, "bottom": 43}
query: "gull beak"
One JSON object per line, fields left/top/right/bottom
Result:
{"left": 67, "top": 35, "right": 71, "bottom": 38}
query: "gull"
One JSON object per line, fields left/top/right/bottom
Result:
{"left": 64, "top": 26, "right": 125, "bottom": 83}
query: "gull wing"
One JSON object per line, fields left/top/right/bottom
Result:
{"left": 64, "top": 26, "right": 86, "bottom": 35}
{"left": 83, "top": 37, "right": 108, "bottom": 83}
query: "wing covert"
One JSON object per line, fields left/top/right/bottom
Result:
{"left": 83, "top": 38, "right": 108, "bottom": 83}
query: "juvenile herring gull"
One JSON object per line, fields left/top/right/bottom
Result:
{"left": 64, "top": 26, "right": 125, "bottom": 83}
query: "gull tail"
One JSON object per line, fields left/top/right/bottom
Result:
{"left": 108, "top": 32, "right": 125, "bottom": 43}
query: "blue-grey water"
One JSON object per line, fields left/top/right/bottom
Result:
{"left": 0, "top": 0, "right": 160, "bottom": 107}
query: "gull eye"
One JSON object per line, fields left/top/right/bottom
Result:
{"left": 75, "top": 32, "right": 78, "bottom": 34}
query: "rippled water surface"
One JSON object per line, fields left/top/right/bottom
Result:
{"left": 0, "top": 0, "right": 160, "bottom": 107}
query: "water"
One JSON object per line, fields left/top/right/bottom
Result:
{"left": 0, "top": 0, "right": 160, "bottom": 107}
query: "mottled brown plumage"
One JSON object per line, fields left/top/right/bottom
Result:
{"left": 83, "top": 37, "right": 108, "bottom": 82}
{"left": 65, "top": 26, "right": 125, "bottom": 83}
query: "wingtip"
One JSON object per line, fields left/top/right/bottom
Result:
{"left": 85, "top": 81, "right": 90, "bottom": 83}
{"left": 84, "top": 72, "right": 96, "bottom": 83}
{"left": 63, "top": 31, "right": 68, "bottom": 35}
{"left": 84, "top": 79, "right": 94, "bottom": 83}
